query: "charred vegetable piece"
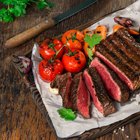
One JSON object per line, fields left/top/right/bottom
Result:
{"left": 94, "top": 25, "right": 107, "bottom": 40}
{"left": 18, "top": 56, "right": 32, "bottom": 74}
{"left": 114, "top": 16, "right": 134, "bottom": 27}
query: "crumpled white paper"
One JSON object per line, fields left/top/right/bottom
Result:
{"left": 32, "top": 0, "right": 140, "bottom": 138}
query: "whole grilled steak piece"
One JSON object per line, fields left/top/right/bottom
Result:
{"left": 95, "top": 29, "right": 140, "bottom": 90}
{"left": 50, "top": 73, "right": 73, "bottom": 108}
{"left": 83, "top": 68, "right": 116, "bottom": 116}
{"left": 90, "top": 57, "right": 130, "bottom": 102}
{"left": 70, "top": 72, "right": 90, "bottom": 118}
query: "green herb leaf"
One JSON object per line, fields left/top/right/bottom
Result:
{"left": 0, "top": 8, "right": 14, "bottom": 22}
{"left": 84, "top": 34, "right": 101, "bottom": 60}
{"left": 37, "top": 1, "right": 47, "bottom": 10}
{"left": 84, "top": 34, "right": 102, "bottom": 48}
{"left": 0, "top": 0, "right": 54, "bottom": 22}
{"left": 87, "top": 48, "right": 93, "bottom": 60}
{"left": 57, "top": 108, "right": 77, "bottom": 121}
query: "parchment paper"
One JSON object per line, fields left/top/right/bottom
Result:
{"left": 32, "top": 0, "right": 140, "bottom": 138}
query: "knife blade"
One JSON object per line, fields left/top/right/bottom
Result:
{"left": 4, "top": 0, "right": 97, "bottom": 48}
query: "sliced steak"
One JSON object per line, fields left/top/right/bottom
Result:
{"left": 96, "top": 51, "right": 140, "bottom": 90}
{"left": 70, "top": 72, "right": 90, "bottom": 118}
{"left": 50, "top": 73, "right": 73, "bottom": 108}
{"left": 90, "top": 57, "right": 130, "bottom": 102}
{"left": 96, "top": 29, "right": 140, "bottom": 91}
{"left": 83, "top": 68, "right": 116, "bottom": 116}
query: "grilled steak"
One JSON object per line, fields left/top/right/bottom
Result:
{"left": 112, "top": 33, "right": 140, "bottom": 62}
{"left": 83, "top": 68, "right": 116, "bottom": 116}
{"left": 96, "top": 28, "right": 140, "bottom": 90}
{"left": 116, "top": 28, "right": 140, "bottom": 55}
{"left": 50, "top": 73, "right": 73, "bottom": 108}
{"left": 102, "top": 35, "right": 140, "bottom": 72}
{"left": 90, "top": 57, "right": 130, "bottom": 102}
{"left": 70, "top": 72, "right": 90, "bottom": 118}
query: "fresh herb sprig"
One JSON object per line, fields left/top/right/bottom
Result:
{"left": 84, "top": 34, "right": 102, "bottom": 60}
{"left": 57, "top": 108, "right": 77, "bottom": 121}
{"left": 0, "top": 0, "right": 54, "bottom": 22}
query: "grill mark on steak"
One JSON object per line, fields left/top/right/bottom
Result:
{"left": 112, "top": 34, "right": 140, "bottom": 63}
{"left": 96, "top": 51, "right": 140, "bottom": 90}
{"left": 106, "top": 35, "right": 140, "bottom": 72}
{"left": 117, "top": 34, "right": 140, "bottom": 57}
{"left": 85, "top": 68, "right": 116, "bottom": 116}
{"left": 96, "top": 44, "right": 139, "bottom": 79}
{"left": 116, "top": 29, "right": 140, "bottom": 55}
{"left": 102, "top": 38, "right": 140, "bottom": 72}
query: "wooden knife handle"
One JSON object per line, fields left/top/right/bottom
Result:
{"left": 4, "top": 18, "right": 55, "bottom": 48}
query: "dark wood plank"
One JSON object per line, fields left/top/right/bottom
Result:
{"left": 0, "top": 0, "right": 139, "bottom": 140}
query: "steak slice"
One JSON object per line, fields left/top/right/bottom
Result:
{"left": 83, "top": 68, "right": 116, "bottom": 116}
{"left": 70, "top": 72, "right": 90, "bottom": 118}
{"left": 90, "top": 57, "right": 130, "bottom": 102}
{"left": 50, "top": 73, "right": 73, "bottom": 108}
{"left": 96, "top": 51, "right": 140, "bottom": 90}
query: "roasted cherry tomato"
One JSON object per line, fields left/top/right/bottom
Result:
{"left": 39, "top": 59, "right": 64, "bottom": 82}
{"left": 62, "top": 50, "right": 86, "bottom": 73}
{"left": 39, "top": 38, "right": 64, "bottom": 60}
{"left": 62, "top": 30, "right": 84, "bottom": 50}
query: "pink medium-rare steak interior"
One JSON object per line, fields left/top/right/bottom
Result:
{"left": 90, "top": 57, "right": 121, "bottom": 102}
{"left": 83, "top": 70, "right": 103, "bottom": 113}
{"left": 77, "top": 75, "right": 90, "bottom": 118}
{"left": 95, "top": 51, "right": 133, "bottom": 90}
{"left": 84, "top": 68, "right": 116, "bottom": 116}
{"left": 70, "top": 72, "right": 90, "bottom": 118}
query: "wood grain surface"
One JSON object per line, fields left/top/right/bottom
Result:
{"left": 0, "top": 0, "right": 139, "bottom": 140}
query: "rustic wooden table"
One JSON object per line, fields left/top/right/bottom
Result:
{"left": 0, "top": 0, "right": 140, "bottom": 139}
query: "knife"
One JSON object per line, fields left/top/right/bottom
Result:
{"left": 4, "top": 0, "right": 97, "bottom": 48}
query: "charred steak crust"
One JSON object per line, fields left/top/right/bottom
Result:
{"left": 96, "top": 43, "right": 138, "bottom": 79}
{"left": 88, "top": 67, "right": 116, "bottom": 116}
{"left": 50, "top": 73, "right": 73, "bottom": 108}
{"left": 106, "top": 35, "right": 140, "bottom": 71}
{"left": 116, "top": 28, "right": 140, "bottom": 55}
{"left": 96, "top": 28, "right": 140, "bottom": 90}
{"left": 113, "top": 33, "right": 140, "bottom": 62}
